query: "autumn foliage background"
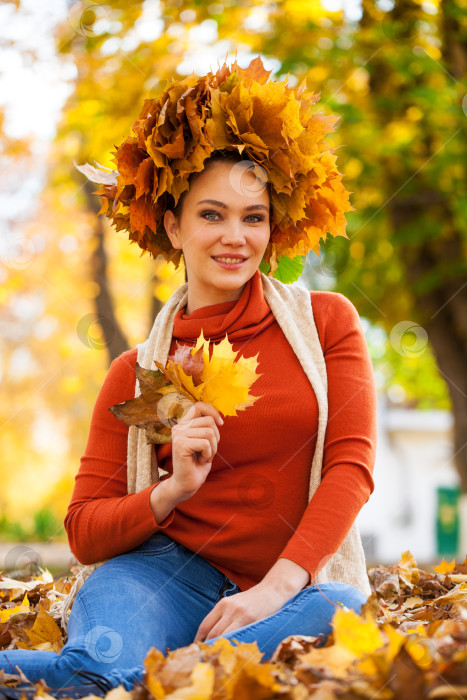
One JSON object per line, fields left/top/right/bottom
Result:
{"left": 0, "top": 0, "right": 466, "bottom": 544}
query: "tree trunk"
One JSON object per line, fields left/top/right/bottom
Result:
{"left": 83, "top": 180, "right": 129, "bottom": 365}
{"left": 360, "top": 0, "right": 467, "bottom": 497}
{"left": 439, "top": 0, "right": 467, "bottom": 80}
{"left": 390, "top": 196, "right": 467, "bottom": 493}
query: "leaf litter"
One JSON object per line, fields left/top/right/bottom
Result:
{"left": 1, "top": 551, "right": 466, "bottom": 699}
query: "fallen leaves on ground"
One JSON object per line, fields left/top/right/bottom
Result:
{"left": 0, "top": 568, "right": 71, "bottom": 654}
{"left": 0, "top": 550, "right": 466, "bottom": 698}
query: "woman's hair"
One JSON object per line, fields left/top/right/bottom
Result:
{"left": 165, "top": 149, "right": 273, "bottom": 283}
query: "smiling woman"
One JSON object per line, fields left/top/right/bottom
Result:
{"left": 163, "top": 151, "right": 272, "bottom": 313}
{"left": 0, "top": 55, "right": 377, "bottom": 695}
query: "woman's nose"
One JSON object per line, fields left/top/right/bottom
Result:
{"left": 220, "top": 221, "right": 247, "bottom": 244}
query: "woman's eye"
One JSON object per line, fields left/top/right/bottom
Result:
{"left": 201, "top": 210, "right": 263, "bottom": 222}
{"left": 201, "top": 210, "right": 220, "bottom": 220}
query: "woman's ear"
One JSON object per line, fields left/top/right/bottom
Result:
{"left": 163, "top": 210, "right": 182, "bottom": 249}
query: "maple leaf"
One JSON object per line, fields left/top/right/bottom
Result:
{"left": 298, "top": 608, "right": 388, "bottom": 680}
{"left": 4, "top": 550, "right": 467, "bottom": 698}
{"left": 73, "top": 160, "right": 118, "bottom": 186}
{"left": 109, "top": 362, "right": 194, "bottom": 444}
{"left": 109, "top": 330, "right": 262, "bottom": 444}
{"left": 434, "top": 556, "right": 467, "bottom": 581}
{"left": 434, "top": 558, "right": 456, "bottom": 574}
{"left": 161, "top": 329, "right": 263, "bottom": 417}
{"left": 0, "top": 593, "right": 30, "bottom": 623}
{"left": 144, "top": 639, "right": 281, "bottom": 700}
{"left": 399, "top": 549, "right": 421, "bottom": 586}
{"left": 164, "top": 663, "right": 214, "bottom": 699}
{"left": 16, "top": 604, "right": 63, "bottom": 653}
{"left": 428, "top": 583, "right": 467, "bottom": 617}
{"left": 75, "top": 55, "right": 353, "bottom": 280}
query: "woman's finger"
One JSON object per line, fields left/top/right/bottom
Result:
{"left": 175, "top": 418, "right": 220, "bottom": 442}
{"left": 174, "top": 429, "right": 218, "bottom": 462}
{"left": 182, "top": 401, "right": 223, "bottom": 426}
{"left": 195, "top": 603, "right": 223, "bottom": 641}
{"left": 174, "top": 438, "right": 213, "bottom": 460}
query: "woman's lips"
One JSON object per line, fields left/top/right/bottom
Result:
{"left": 212, "top": 256, "right": 248, "bottom": 270}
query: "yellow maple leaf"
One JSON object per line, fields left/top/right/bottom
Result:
{"left": 164, "top": 663, "right": 214, "bottom": 700}
{"left": 356, "top": 622, "right": 407, "bottom": 678}
{"left": 434, "top": 558, "right": 456, "bottom": 574}
{"left": 399, "top": 550, "right": 420, "bottom": 586}
{"left": 404, "top": 628, "right": 433, "bottom": 670}
{"left": 16, "top": 605, "right": 63, "bottom": 653}
{"left": 144, "top": 647, "right": 167, "bottom": 699}
{"left": 332, "top": 607, "right": 385, "bottom": 656}
{"left": 200, "top": 638, "right": 282, "bottom": 697}
{"left": 164, "top": 330, "right": 263, "bottom": 417}
{"left": 0, "top": 593, "right": 30, "bottom": 623}
{"left": 300, "top": 607, "right": 405, "bottom": 685}
{"left": 299, "top": 608, "right": 384, "bottom": 679}
{"left": 110, "top": 330, "right": 263, "bottom": 444}
{"left": 300, "top": 643, "right": 355, "bottom": 680}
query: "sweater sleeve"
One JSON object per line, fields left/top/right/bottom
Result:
{"left": 277, "top": 292, "right": 377, "bottom": 584}
{"left": 64, "top": 349, "right": 175, "bottom": 565}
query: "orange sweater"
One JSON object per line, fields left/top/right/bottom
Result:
{"left": 64, "top": 270, "right": 376, "bottom": 591}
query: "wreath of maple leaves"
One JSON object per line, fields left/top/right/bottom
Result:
{"left": 79, "top": 54, "right": 354, "bottom": 277}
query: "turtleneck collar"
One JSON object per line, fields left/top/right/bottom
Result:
{"left": 172, "top": 268, "right": 275, "bottom": 343}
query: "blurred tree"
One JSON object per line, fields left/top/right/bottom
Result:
{"left": 255, "top": 0, "right": 467, "bottom": 489}
{"left": 1, "top": 0, "right": 465, "bottom": 529}
{"left": 82, "top": 178, "right": 129, "bottom": 362}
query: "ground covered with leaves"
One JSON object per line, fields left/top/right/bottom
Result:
{"left": 0, "top": 551, "right": 466, "bottom": 699}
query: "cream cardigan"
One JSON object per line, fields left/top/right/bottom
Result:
{"left": 51, "top": 272, "right": 371, "bottom": 633}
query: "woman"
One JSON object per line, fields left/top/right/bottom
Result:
{"left": 0, "top": 60, "right": 376, "bottom": 695}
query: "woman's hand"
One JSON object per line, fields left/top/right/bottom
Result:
{"left": 170, "top": 401, "right": 224, "bottom": 500}
{"left": 193, "top": 583, "right": 291, "bottom": 643}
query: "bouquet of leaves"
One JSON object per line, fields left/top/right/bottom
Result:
{"left": 109, "top": 330, "right": 263, "bottom": 444}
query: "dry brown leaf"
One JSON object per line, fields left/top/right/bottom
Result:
{"left": 109, "top": 330, "right": 262, "bottom": 445}
{"left": 75, "top": 55, "right": 353, "bottom": 277}
{"left": 3, "top": 553, "right": 467, "bottom": 699}
{"left": 16, "top": 604, "right": 63, "bottom": 653}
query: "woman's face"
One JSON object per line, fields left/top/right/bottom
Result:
{"left": 164, "top": 159, "right": 271, "bottom": 314}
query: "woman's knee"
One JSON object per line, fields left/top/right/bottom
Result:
{"left": 57, "top": 638, "right": 125, "bottom": 678}
{"left": 67, "top": 595, "right": 168, "bottom": 665}
{"left": 309, "top": 581, "right": 368, "bottom": 613}
{"left": 66, "top": 568, "right": 199, "bottom": 662}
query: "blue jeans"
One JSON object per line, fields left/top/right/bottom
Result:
{"left": 0, "top": 533, "right": 367, "bottom": 691}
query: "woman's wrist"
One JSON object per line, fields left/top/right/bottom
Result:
{"left": 258, "top": 557, "right": 311, "bottom": 599}
{"left": 149, "top": 477, "right": 188, "bottom": 524}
